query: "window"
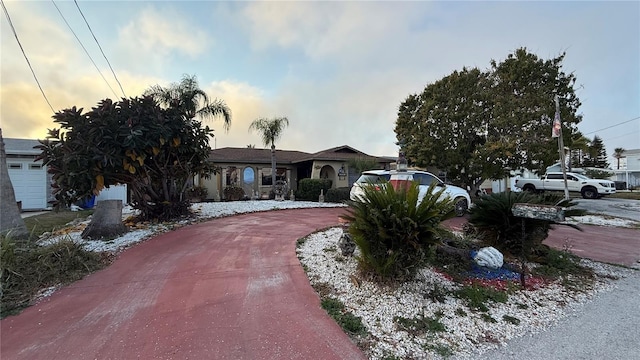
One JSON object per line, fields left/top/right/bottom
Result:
{"left": 546, "top": 174, "right": 563, "bottom": 180}
{"left": 29, "top": 164, "right": 42, "bottom": 170}
{"left": 243, "top": 167, "right": 255, "bottom": 185}
{"left": 8, "top": 163, "right": 22, "bottom": 169}
{"left": 261, "top": 167, "right": 286, "bottom": 186}
{"left": 226, "top": 167, "right": 239, "bottom": 186}
{"left": 413, "top": 173, "right": 438, "bottom": 186}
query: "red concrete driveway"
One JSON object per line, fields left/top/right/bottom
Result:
{"left": 444, "top": 216, "right": 640, "bottom": 267}
{"left": 1, "top": 208, "right": 365, "bottom": 360}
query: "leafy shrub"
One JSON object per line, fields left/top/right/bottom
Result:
{"left": 321, "top": 297, "right": 367, "bottom": 335}
{"left": 295, "top": 178, "right": 332, "bottom": 201}
{"left": 326, "top": 187, "right": 351, "bottom": 203}
{"left": 188, "top": 185, "right": 208, "bottom": 199}
{"left": 223, "top": 186, "right": 245, "bottom": 201}
{"left": 468, "top": 191, "right": 583, "bottom": 258}
{"left": 584, "top": 169, "right": 613, "bottom": 179}
{"left": 394, "top": 314, "right": 446, "bottom": 335}
{"left": 341, "top": 181, "right": 455, "bottom": 280}
{"left": 1, "top": 236, "right": 108, "bottom": 318}
{"left": 533, "top": 247, "right": 592, "bottom": 278}
{"left": 455, "top": 284, "right": 508, "bottom": 312}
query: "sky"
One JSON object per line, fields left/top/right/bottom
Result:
{"left": 1, "top": 0, "right": 638, "bottom": 167}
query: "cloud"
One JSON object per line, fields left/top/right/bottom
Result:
{"left": 118, "top": 6, "right": 210, "bottom": 59}
{"left": 242, "top": 2, "right": 429, "bottom": 63}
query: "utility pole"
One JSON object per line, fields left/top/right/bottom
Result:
{"left": 553, "top": 95, "right": 570, "bottom": 200}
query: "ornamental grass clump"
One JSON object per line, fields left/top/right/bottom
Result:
{"left": 341, "top": 181, "right": 455, "bottom": 280}
{"left": 1, "top": 235, "right": 109, "bottom": 318}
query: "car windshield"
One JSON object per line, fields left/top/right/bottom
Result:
{"left": 355, "top": 173, "right": 390, "bottom": 184}
{"left": 574, "top": 173, "right": 591, "bottom": 180}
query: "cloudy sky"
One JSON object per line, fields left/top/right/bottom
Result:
{"left": 1, "top": 1, "right": 638, "bottom": 165}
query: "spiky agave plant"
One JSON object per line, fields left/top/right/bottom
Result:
{"left": 342, "top": 181, "right": 455, "bottom": 280}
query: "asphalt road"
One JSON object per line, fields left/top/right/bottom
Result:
{"left": 468, "top": 270, "right": 640, "bottom": 360}
{"left": 572, "top": 198, "right": 640, "bottom": 221}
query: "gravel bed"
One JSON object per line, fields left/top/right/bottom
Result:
{"left": 297, "top": 227, "right": 635, "bottom": 360}
{"left": 38, "top": 200, "right": 346, "bottom": 253}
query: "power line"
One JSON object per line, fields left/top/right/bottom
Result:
{"left": 1, "top": 0, "right": 56, "bottom": 113}
{"left": 583, "top": 116, "right": 640, "bottom": 135}
{"left": 73, "top": 0, "right": 126, "bottom": 98}
{"left": 52, "top": 0, "right": 119, "bottom": 99}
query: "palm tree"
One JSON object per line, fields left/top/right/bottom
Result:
{"left": 145, "top": 74, "right": 232, "bottom": 130}
{"left": 613, "top": 147, "right": 625, "bottom": 169}
{"left": 249, "top": 117, "right": 289, "bottom": 192}
{"left": 569, "top": 134, "right": 590, "bottom": 168}
{"left": 0, "top": 129, "right": 29, "bottom": 239}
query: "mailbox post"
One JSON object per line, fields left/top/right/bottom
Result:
{"left": 512, "top": 203, "right": 565, "bottom": 288}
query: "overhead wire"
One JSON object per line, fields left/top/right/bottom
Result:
{"left": 51, "top": 0, "right": 119, "bottom": 99}
{"left": 582, "top": 116, "right": 640, "bottom": 135}
{"left": 1, "top": 0, "right": 56, "bottom": 113}
{"left": 73, "top": 0, "right": 126, "bottom": 98}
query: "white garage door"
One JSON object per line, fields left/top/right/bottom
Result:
{"left": 7, "top": 159, "right": 47, "bottom": 210}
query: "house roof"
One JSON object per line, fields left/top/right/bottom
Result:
{"left": 210, "top": 145, "right": 393, "bottom": 165}
{"left": 209, "top": 147, "right": 310, "bottom": 164}
{"left": 3, "top": 138, "right": 41, "bottom": 156}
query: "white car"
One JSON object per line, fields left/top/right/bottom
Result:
{"left": 350, "top": 170, "right": 471, "bottom": 217}
{"left": 514, "top": 172, "right": 616, "bottom": 199}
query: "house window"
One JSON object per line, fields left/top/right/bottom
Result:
{"left": 226, "top": 167, "right": 239, "bottom": 186}
{"left": 8, "top": 163, "right": 22, "bottom": 169}
{"left": 243, "top": 167, "right": 255, "bottom": 186}
{"left": 261, "top": 167, "right": 286, "bottom": 186}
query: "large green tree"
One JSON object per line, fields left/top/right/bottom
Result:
{"left": 487, "top": 48, "right": 582, "bottom": 176}
{"left": 569, "top": 133, "right": 591, "bottom": 169}
{"left": 37, "top": 94, "right": 225, "bottom": 221}
{"left": 249, "top": 117, "right": 289, "bottom": 193}
{"left": 396, "top": 67, "right": 491, "bottom": 192}
{"left": 396, "top": 48, "right": 582, "bottom": 191}
{"left": 582, "top": 135, "right": 609, "bottom": 168}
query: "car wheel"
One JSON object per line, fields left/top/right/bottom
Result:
{"left": 454, "top": 198, "right": 468, "bottom": 217}
{"left": 581, "top": 187, "right": 598, "bottom": 199}
{"left": 523, "top": 184, "right": 536, "bottom": 193}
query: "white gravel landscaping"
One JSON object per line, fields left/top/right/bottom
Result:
{"left": 297, "top": 227, "right": 635, "bottom": 360}
{"left": 38, "top": 200, "right": 346, "bottom": 253}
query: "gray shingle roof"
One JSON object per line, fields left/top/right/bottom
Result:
{"left": 210, "top": 145, "right": 393, "bottom": 165}
{"left": 3, "top": 138, "right": 42, "bottom": 155}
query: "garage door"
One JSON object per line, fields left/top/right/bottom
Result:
{"left": 7, "top": 159, "right": 47, "bottom": 210}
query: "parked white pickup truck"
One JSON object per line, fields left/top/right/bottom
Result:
{"left": 514, "top": 172, "right": 616, "bottom": 199}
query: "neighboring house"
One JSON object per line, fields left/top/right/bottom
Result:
{"left": 611, "top": 149, "right": 640, "bottom": 189}
{"left": 203, "top": 145, "right": 393, "bottom": 200}
{"left": 4, "top": 137, "right": 128, "bottom": 211}
{"left": 4, "top": 138, "right": 52, "bottom": 210}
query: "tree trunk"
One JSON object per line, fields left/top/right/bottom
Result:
{"left": 0, "top": 129, "right": 29, "bottom": 239}
{"left": 435, "top": 242, "right": 472, "bottom": 261}
{"left": 271, "top": 144, "right": 276, "bottom": 194}
{"left": 81, "top": 200, "right": 128, "bottom": 240}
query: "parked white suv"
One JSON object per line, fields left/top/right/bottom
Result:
{"left": 350, "top": 170, "right": 471, "bottom": 217}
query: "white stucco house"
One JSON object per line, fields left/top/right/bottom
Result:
{"left": 611, "top": 148, "right": 640, "bottom": 189}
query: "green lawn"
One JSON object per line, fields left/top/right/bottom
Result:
{"left": 609, "top": 192, "right": 640, "bottom": 200}
{"left": 23, "top": 210, "right": 94, "bottom": 239}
